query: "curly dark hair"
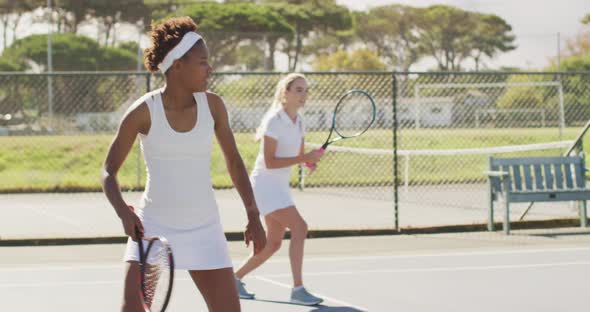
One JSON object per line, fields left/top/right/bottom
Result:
{"left": 143, "top": 16, "right": 198, "bottom": 72}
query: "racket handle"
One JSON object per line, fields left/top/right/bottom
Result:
{"left": 304, "top": 148, "right": 325, "bottom": 174}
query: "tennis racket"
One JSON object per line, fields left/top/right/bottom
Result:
{"left": 135, "top": 227, "right": 175, "bottom": 312}
{"left": 305, "top": 89, "right": 377, "bottom": 172}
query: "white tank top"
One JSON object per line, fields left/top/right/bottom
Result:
{"left": 137, "top": 89, "right": 219, "bottom": 229}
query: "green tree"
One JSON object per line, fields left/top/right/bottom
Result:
{"left": 91, "top": 0, "right": 149, "bottom": 46}
{"left": 2, "top": 34, "right": 138, "bottom": 115}
{"left": 468, "top": 13, "right": 516, "bottom": 71}
{"left": 354, "top": 5, "right": 422, "bottom": 71}
{"left": 264, "top": 0, "right": 352, "bottom": 71}
{"left": 312, "top": 49, "right": 386, "bottom": 71}
{"left": 34, "top": 1, "right": 149, "bottom": 47}
{"left": 0, "top": 0, "right": 40, "bottom": 49}
{"left": 417, "top": 5, "right": 474, "bottom": 71}
{"left": 548, "top": 52, "right": 590, "bottom": 72}
{"left": 176, "top": 2, "right": 293, "bottom": 70}
{"left": 117, "top": 41, "right": 140, "bottom": 55}
{"left": 0, "top": 61, "right": 33, "bottom": 119}
{"left": 558, "top": 31, "right": 590, "bottom": 61}
{"left": 303, "top": 29, "right": 354, "bottom": 58}
{"left": 496, "top": 76, "right": 549, "bottom": 110}
{"left": 234, "top": 44, "right": 266, "bottom": 71}
{"left": 0, "top": 57, "right": 22, "bottom": 71}
{"left": 3, "top": 33, "right": 136, "bottom": 71}
{"left": 42, "top": 0, "right": 96, "bottom": 34}
{"left": 417, "top": 5, "right": 515, "bottom": 71}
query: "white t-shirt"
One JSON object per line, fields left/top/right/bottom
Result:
{"left": 251, "top": 108, "right": 305, "bottom": 177}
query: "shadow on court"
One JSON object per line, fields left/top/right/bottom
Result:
{"left": 249, "top": 298, "right": 364, "bottom": 312}
{"left": 309, "top": 307, "right": 365, "bottom": 312}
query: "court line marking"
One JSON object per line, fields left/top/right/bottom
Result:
{"left": 3, "top": 261, "right": 590, "bottom": 289}
{"left": 0, "top": 277, "right": 194, "bottom": 288}
{"left": 2, "top": 246, "right": 590, "bottom": 271}
{"left": 261, "top": 246, "right": 590, "bottom": 263}
{"left": 257, "top": 261, "right": 590, "bottom": 278}
{"left": 254, "top": 275, "right": 369, "bottom": 311}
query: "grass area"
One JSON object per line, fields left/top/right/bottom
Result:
{"left": 0, "top": 127, "right": 587, "bottom": 192}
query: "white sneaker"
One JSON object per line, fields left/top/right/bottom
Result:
{"left": 290, "top": 286, "right": 323, "bottom": 306}
{"left": 235, "top": 278, "right": 255, "bottom": 299}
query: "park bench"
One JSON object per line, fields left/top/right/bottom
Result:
{"left": 485, "top": 155, "right": 589, "bottom": 234}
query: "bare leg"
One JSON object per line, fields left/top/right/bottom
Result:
{"left": 235, "top": 214, "right": 286, "bottom": 278}
{"left": 189, "top": 267, "right": 241, "bottom": 312}
{"left": 121, "top": 262, "right": 143, "bottom": 312}
{"left": 267, "top": 206, "right": 308, "bottom": 287}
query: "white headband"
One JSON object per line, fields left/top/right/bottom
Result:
{"left": 157, "top": 32, "right": 202, "bottom": 73}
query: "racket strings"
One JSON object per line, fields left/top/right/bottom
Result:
{"left": 143, "top": 241, "right": 172, "bottom": 310}
{"left": 334, "top": 93, "right": 375, "bottom": 138}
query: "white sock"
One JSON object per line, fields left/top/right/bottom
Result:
{"left": 293, "top": 285, "right": 304, "bottom": 291}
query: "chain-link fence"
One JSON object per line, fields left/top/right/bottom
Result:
{"left": 394, "top": 72, "right": 590, "bottom": 229}
{"left": 2, "top": 71, "right": 590, "bottom": 232}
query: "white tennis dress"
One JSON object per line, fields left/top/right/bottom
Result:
{"left": 250, "top": 108, "right": 304, "bottom": 216}
{"left": 123, "top": 89, "right": 232, "bottom": 270}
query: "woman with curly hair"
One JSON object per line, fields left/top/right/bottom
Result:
{"left": 101, "top": 16, "right": 266, "bottom": 312}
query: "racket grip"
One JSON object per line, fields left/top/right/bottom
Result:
{"left": 304, "top": 148, "right": 325, "bottom": 173}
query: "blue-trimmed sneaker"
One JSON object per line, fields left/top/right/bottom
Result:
{"left": 290, "top": 286, "right": 323, "bottom": 306}
{"left": 235, "top": 278, "right": 255, "bottom": 299}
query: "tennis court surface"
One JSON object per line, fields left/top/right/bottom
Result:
{"left": 2, "top": 228, "right": 589, "bottom": 311}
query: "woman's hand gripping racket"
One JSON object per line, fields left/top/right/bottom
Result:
{"left": 135, "top": 227, "right": 175, "bottom": 312}
{"left": 305, "top": 89, "right": 377, "bottom": 174}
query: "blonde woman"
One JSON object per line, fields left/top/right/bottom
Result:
{"left": 234, "top": 73, "right": 324, "bottom": 305}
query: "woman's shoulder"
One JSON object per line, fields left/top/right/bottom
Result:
{"left": 126, "top": 89, "right": 160, "bottom": 111}
{"left": 204, "top": 91, "right": 223, "bottom": 105}
{"left": 264, "top": 111, "right": 284, "bottom": 130}
{"left": 120, "top": 91, "right": 158, "bottom": 129}
{"left": 125, "top": 91, "right": 157, "bottom": 116}
{"left": 204, "top": 91, "right": 226, "bottom": 118}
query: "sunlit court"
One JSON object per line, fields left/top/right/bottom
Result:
{"left": 3, "top": 231, "right": 590, "bottom": 311}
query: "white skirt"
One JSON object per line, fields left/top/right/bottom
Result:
{"left": 123, "top": 214, "right": 232, "bottom": 270}
{"left": 251, "top": 172, "right": 295, "bottom": 216}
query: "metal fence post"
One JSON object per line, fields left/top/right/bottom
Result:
{"left": 393, "top": 73, "right": 399, "bottom": 232}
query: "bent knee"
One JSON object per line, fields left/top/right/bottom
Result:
{"left": 291, "top": 220, "right": 308, "bottom": 237}
{"left": 267, "top": 239, "right": 282, "bottom": 253}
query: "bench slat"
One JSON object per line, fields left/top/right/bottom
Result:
{"left": 554, "top": 164, "right": 564, "bottom": 189}
{"left": 565, "top": 164, "right": 574, "bottom": 188}
{"left": 492, "top": 156, "right": 581, "bottom": 166}
{"left": 523, "top": 164, "right": 533, "bottom": 190}
{"left": 502, "top": 165, "right": 512, "bottom": 191}
{"left": 489, "top": 158, "right": 502, "bottom": 192}
{"left": 544, "top": 164, "right": 554, "bottom": 190}
{"left": 534, "top": 164, "right": 544, "bottom": 190}
{"left": 575, "top": 162, "right": 585, "bottom": 189}
{"left": 513, "top": 165, "right": 522, "bottom": 191}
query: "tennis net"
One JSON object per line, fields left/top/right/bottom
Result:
{"left": 302, "top": 140, "right": 581, "bottom": 228}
